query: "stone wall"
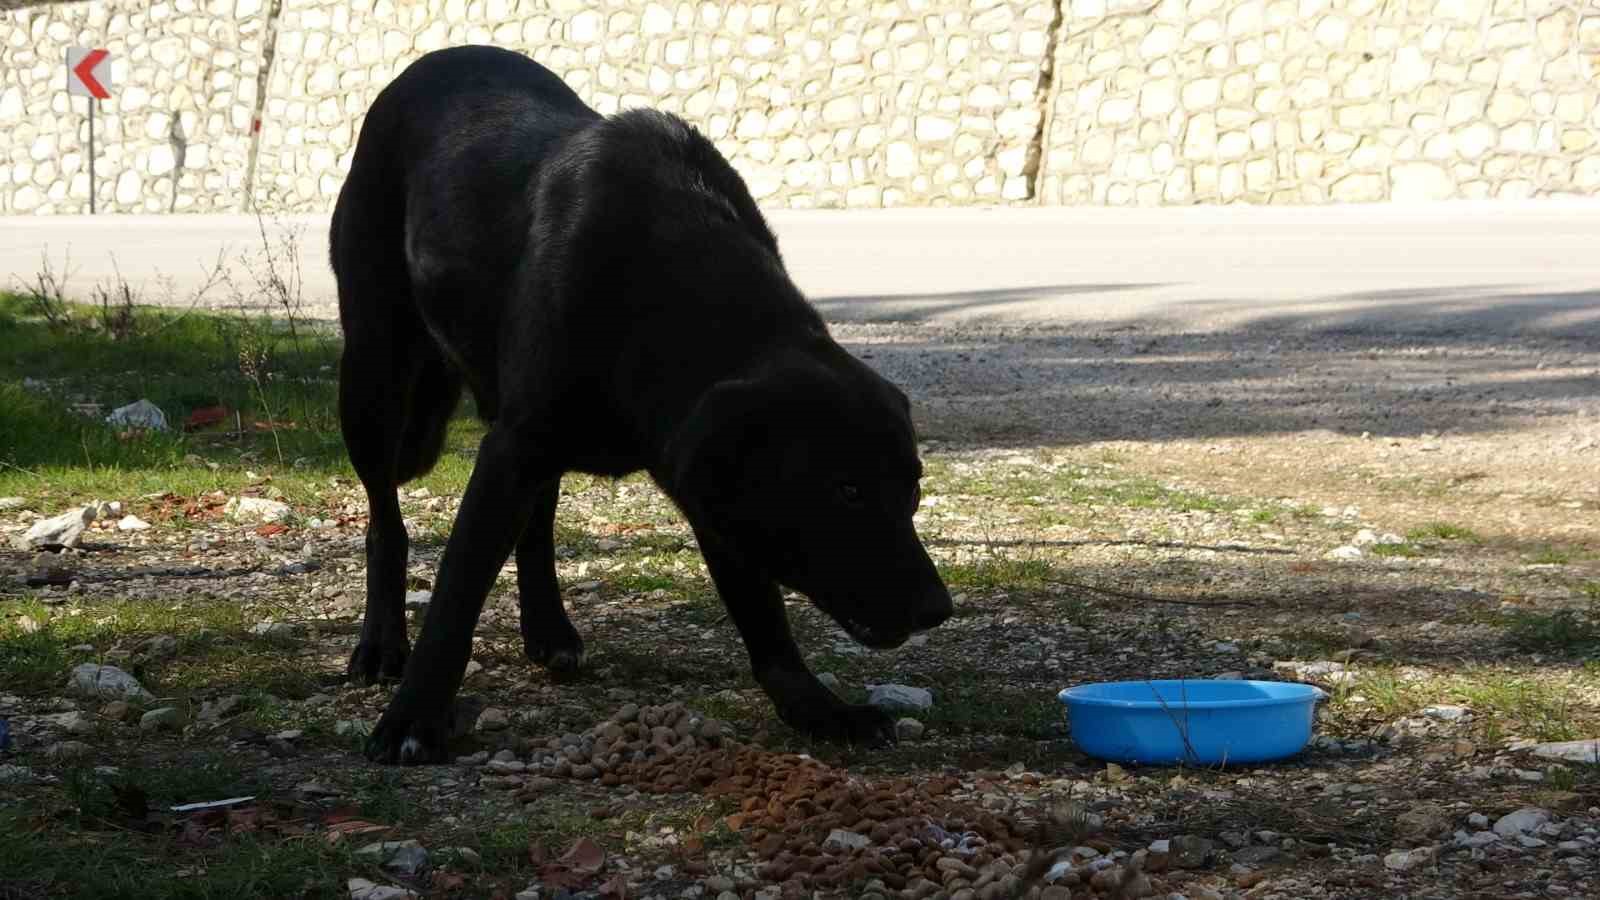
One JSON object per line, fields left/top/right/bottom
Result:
{"left": 256, "top": 0, "right": 1053, "bottom": 211}
{"left": 0, "top": 0, "right": 268, "bottom": 214}
{"left": 1, "top": 0, "right": 1597, "bottom": 212}
{"left": 1038, "top": 0, "right": 1600, "bottom": 205}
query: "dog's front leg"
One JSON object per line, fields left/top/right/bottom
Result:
{"left": 701, "top": 540, "right": 897, "bottom": 746}
{"left": 366, "top": 424, "right": 556, "bottom": 765}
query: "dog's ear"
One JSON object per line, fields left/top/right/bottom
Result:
{"left": 662, "top": 377, "right": 774, "bottom": 509}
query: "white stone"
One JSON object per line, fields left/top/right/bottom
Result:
{"left": 115, "top": 170, "right": 141, "bottom": 205}
{"left": 224, "top": 496, "right": 291, "bottom": 523}
{"left": 884, "top": 142, "right": 915, "bottom": 178}
{"left": 821, "top": 95, "right": 858, "bottom": 124}
{"left": 641, "top": 3, "right": 673, "bottom": 35}
{"left": 68, "top": 663, "right": 155, "bottom": 702}
{"left": 1493, "top": 808, "right": 1552, "bottom": 837}
{"left": 1140, "top": 25, "right": 1179, "bottom": 58}
{"left": 17, "top": 506, "right": 95, "bottom": 549}
{"left": 107, "top": 399, "right": 168, "bottom": 430}
{"left": 118, "top": 514, "right": 152, "bottom": 531}
{"left": 1140, "top": 78, "right": 1178, "bottom": 116}
{"left": 915, "top": 116, "right": 956, "bottom": 142}
{"left": 568, "top": 11, "right": 600, "bottom": 43}
{"left": 1529, "top": 739, "right": 1600, "bottom": 763}
{"left": 866, "top": 683, "right": 933, "bottom": 710}
{"left": 1389, "top": 162, "right": 1454, "bottom": 201}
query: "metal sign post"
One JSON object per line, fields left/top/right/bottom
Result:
{"left": 67, "top": 48, "right": 113, "bottom": 214}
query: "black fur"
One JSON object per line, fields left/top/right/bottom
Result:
{"left": 330, "top": 46, "right": 951, "bottom": 765}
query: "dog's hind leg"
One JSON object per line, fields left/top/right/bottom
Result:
{"left": 340, "top": 327, "right": 417, "bottom": 685}
{"left": 515, "top": 478, "right": 585, "bottom": 678}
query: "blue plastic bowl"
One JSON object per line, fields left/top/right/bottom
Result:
{"left": 1058, "top": 680, "right": 1324, "bottom": 766}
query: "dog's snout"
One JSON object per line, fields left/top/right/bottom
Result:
{"left": 914, "top": 591, "right": 953, "bottom": 632}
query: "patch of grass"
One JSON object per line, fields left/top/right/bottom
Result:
{"left": 1277, "top": 627, "right": 1349, "bottom": 657}
{"left": 0, "top": 598, "right": 252, "bottom": 695}
{"left": 1528, "top": 545, "right": 1578, "bottom": 565}
{"left": 1369, "top": 542, "right": 1424, "bottom": 559}
{"left": 352, "top": 770, "right": 433, "bottom": 826}
{"left": 1248, "top": 508, "right": 1279, "bottom": 524}
{"left": 914, "top": 683, "right": 1063, "bottom": 739}
{"left": 1451, "top": 676, "right": 1581, "bottom": 742}
{"left": 1406, "top": 522, "right": 1480, "bottom": 542}
{"left": 940, "top": 557, "right": 1057, "bottom": 594}
{"left": 1504, "top": 607, "right": 1600, "bottom": 656}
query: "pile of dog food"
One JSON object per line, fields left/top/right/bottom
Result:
{"left": 514, "top": 704, "right": 1160, "bottom": 898}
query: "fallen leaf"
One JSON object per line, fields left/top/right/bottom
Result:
{"left": 323, "top": 814, "right": 391, "bottom": 844}
{"left": 183, "top": 405, "right": 230, "bottom": 431}
{"left": 724, "top": 813, "right": 746, "bottom": 832}
{"left": 559, "top": 837, "right": 605, "bottom": 874}
{"left": 255, "top": 523, "right": 288, "bottom": 537}
{"left": 432, "top": 872, "right": 466, "bottom": 892}
{"left": 598, "top": 874, "right": 629, "bottom": 898}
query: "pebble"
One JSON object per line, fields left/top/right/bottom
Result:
{"left": 14, "top": 506, "right": 94, "bottom": 549}
{"left": 865, "top": 683, "right": 934, "bottom": 710}
{"left": 1528, "top": 738, "right": 1600, "bottom": 763}
{"left": 1493, "top": 808, "right": 1553, "bottom": 837}
{"left": 224, "top": 496, "right": 291, "bottom": 523}
{"left": 67, "top": 664, "right": 154, "bottom": 702}
{"left": 117, "top": 514, "right": 151, "bottom": 531}
{"left": 1170, "top": 835, "right": 1213, "bottom": 869}
{"left": 822, "top": 829, "right": 869, "bottom": 852}
{"left": 46, "top": 710, "right": 95, "bottom": 734}
{"left": 1383, "top": 846, "right": 1436, "bottom": 871}
{"left": 476, "top": 707, "right": 510, "bottom": 732}
{"left": 347, "top": 878, "right": 418, "bottom": 900}
{"left": 140, "top": 707, "right": 185, "bottom": 732}
{"left": 1421, "top": 705, "right": 1469, "bottom": 721}
{"left": 355, "top": 840, "right": 430, "bottom": 876}
{"left": 249, "top": 621, "right": 303, "bottom": 638}
{"left": 816, "top": 672, "right": 842, "bottom": 691}
{"left": 895, "top": 717, "right": 926, "bottom": 740}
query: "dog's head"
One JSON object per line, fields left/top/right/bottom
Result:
{"left": 665, "top": 349, "right": 952, "bottom": 648}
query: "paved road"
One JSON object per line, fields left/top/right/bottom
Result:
{"left": 2, "top": 200, "right": 1597, "bottom": 335}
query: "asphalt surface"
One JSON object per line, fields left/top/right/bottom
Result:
{"left": 1, "top": 200, "right": 1597, "bottom": 336}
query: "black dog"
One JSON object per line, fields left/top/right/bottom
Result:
{"left": 330, "top": 45, "right": 951, "bottom": 765}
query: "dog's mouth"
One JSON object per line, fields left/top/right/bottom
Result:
{"left": 838, "top": 616, "right": 911, "bottom": 650}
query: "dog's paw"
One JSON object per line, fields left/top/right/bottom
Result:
{"left": 522, "top": 630, "right": 585, "bottom": 682}
{"left": 347, "top": 638, "right": 409, "bottom": 685}
{"left": 364, "top": 705, "right": 451, "bottom": 766}
{"left": 790, "top": 702, "right": 898, "bottom": 747}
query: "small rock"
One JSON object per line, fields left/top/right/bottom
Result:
{"left": 355, "top": 839, "right": 429, "bottom": 876}
{"left": 1516, "top": 834, "right": 1547, "bottom": 849}
{"left": 894, "top": 717, "right": 925, "bottom": 741}
{"left": 705, "top": 876, "right": 735, "bottom": 893}
{"left": 16, "top": 506, "right": 95, "bottom": 549}
{"left": 1421, "top": 705, "right": 1469, "bottom": 722}
{"left": 45, "top": 740, "right": 93, "bottom": 760}
{"left": 106, "top": 399, "right": 169, "bottom": 431}
{"left": 1493, "top": 807, "right": 1553, "bottom": 838}
{"left": 1396, "top": 803, "right": 1452, "bottom": 840}
{"left": 117, "top": 514, "right": 151, "bottom": 531}
{"left": 1323, "top": 545, "right": 1362, "bottom": 561}
{"left": 476, "top": 707, "right": 509, "bottom": 732}
{"left": 0, "top": 497, "right": 25, "bottom": 510}
{"left": 0, "top": 764, "right": 38, "bottom": 785}
{"left": 67, "top": 663, "right": 154, "bottom": 702}
{"left": 1528, "top": 739, "right": 1600, "bottom": 764}
{"left": 100, "top": 701, "right": 130, "bottom": 721}
{"left": 1352, "top": 529, "right": 1380, "bottom": 546}
{"left": 404, "top": 590, "right": 431, "bottom": 610}
{"left": 199, "top": 695, "right": 244, "bottom": 722}
{"left": 347, "top": 878, "right": 418, "bottom": 900}
{"left": 816, "top": 672, "right": 841, "bottom": 691}
{"left": 1454, "top": 830, "right": 1500, "bottom": 849}
{"left": 822, "top": 829, "right": 870, "bottom": 852}
{"left": 224, "top": 496, "right": 291, "bottom": 523}
{"left": 46, "top": 710, "right": 95, "bottom": 734}
{"left": 1467, "top": 813, "right": 1490, "bottom": 829}
{"left": 1231, "top": 845, "right": 1283, "bottom": 866}
{"left": 865, "top": 683, "right": 933, "bottom": 710}
{"left": 249, "top": 621, "right": 302, "bottom": 638}
{"left": 140, "top": 707, "right": 185, "bottom": 732}
{"left": 1218, "top": 831, "right": 1249, "bottom": 849}
{"left": 1383, "top": 846, "right": 1436, "bottom": 871}
{"left": 1170, "top": 835, "right": 1214, "bottom": 869}
{"left": 138, "top": 635, "right": 179, "bottom": 659}
{"left": 297, "top": 781, "right": 339, "bottom": 798}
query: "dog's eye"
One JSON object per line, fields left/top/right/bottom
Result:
{"left": 839, "top": 483, "right": 863, "bottom": 505}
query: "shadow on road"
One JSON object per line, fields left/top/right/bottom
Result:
{"left": 826, "top": 283, "right": 1600, "bottom": 447}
